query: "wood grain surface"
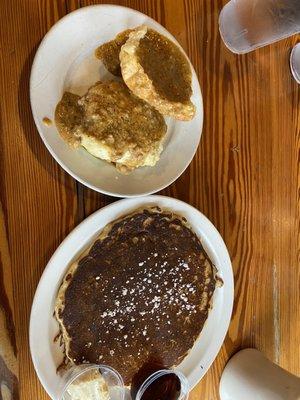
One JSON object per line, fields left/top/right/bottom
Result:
{"left": 0, "top": 1, "right": 299, "bottom": 399}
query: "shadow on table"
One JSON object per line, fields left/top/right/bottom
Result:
{"left": 17, "top": 45, "right": 74, "bottom": 191}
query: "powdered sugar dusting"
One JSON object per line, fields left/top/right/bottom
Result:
{"left": 94, "top": 254, "right": 200, "bottom": 348}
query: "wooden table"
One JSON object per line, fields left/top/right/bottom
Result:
{"left": 1, "top": 1, "right": 300, "bottom": 399}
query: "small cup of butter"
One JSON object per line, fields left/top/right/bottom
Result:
{"left": 60, "top": 364, "right": 124, "bottom": 400}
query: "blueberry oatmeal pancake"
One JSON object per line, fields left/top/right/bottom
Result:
{"left": 120, "top": 26, "right": 196, "bottom": 121}
{"left": 55, "top": 81, "right": 167, "bottom": 173}
{"left": 95, "top": 29, "right": 133, "bottom": 76}
{"left": 95, "top": 25, "right": 196, "bottom": 120}
{"left": 55, "top": 207, "right": 216, "bottom": 384}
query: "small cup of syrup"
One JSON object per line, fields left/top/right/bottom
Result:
{"left": 134, "top": 369, "right": 189, "bottom": 400}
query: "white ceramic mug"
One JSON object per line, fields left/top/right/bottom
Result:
{"left": 219, "top": 349, "right": 300, "bottom": 400}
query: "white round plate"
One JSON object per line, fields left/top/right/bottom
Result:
{"left": 30, "top": 196, "right": 233, "bottom": 399}
{"left": 30, "top": 5, "right": 203, "bottom": 198}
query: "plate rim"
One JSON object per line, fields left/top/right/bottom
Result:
{"left": 29, "top": 195, "right": 234, "bottom": 399}
{"left": 29, "top": 4, "right": 204, "bottom": 198}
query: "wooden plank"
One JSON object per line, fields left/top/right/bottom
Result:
{"left": 0, "top": 0, "right": 78, "bottom": 398}
{"left": 1, "top": 1, "right": 300, "bottom": 399}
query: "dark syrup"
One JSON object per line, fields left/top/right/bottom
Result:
{"left": 131, "top": 359, "right": 181, "bottom": 400}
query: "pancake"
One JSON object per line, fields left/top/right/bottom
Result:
{"left": 55, "top": 81, "right": 167, "bottom": 173}
{"left": 95, "top": 29, "right": 133, "bottom": 76}
{"left": 55, "top": 207, "right": 216, "bottom": 385}
{"left": 120, "top": 26, "right": 196, "bottom": 121}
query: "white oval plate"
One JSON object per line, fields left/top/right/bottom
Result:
{"left": 30, "top": 5, "right": 203, "bottom": 198}
{"left": 30, "top": 196, "right": 233, "bottom": 399}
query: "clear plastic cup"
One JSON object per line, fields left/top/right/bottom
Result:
{"left": 135, "top": 369, "right": 189, "bottom": 400}
{"left": 291, "top": 43, "right": 300, "bottom": 84}
{"left": 60, "top": 364, "right": 125, "bottom": 400}
{"left": 219, "top": 0, "right": 300, "bottom": 54}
